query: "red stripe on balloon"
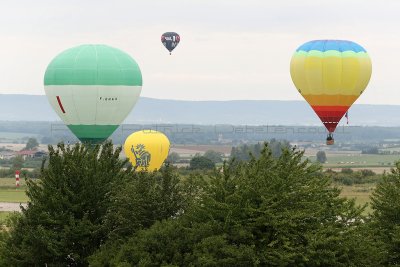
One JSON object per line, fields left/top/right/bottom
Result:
{"left": 56, "top": 96, "right": 66, "bottom": 114}
{"left": 311, "top": 105, "right": 350, "bottom": 133}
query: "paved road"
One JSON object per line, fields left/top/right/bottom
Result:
{"left": 0, "top": 202, "right": 27, "bottom": 212}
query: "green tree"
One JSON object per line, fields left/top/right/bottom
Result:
{"left": 166, "top": 152, "right": 181, "bottom": 163}
{"left": 88, "top": 164, "right": 189, "bottom": 266}
{"left": 370, "top": 162, "right": 400, "bottom": 265}
{"left": 25, "top": 137, "right": 39, "bottom": 150}
{"left": 230, "top": 140, "right": 290, "bottom": 162}
{"left": 189, "top": 155, "right": 215, "bottom": 170}
{"left": 316, "top": 150, "right": 327, "bottom": 163}
{"left": 269, "top": 138, "right": 290, "bottom": 158}
{"left": 104, "top": 145, "right": 378, "bottom": 266}
{"left": 341, "top": 168, "right": 354, "bottom": 174}
{"left": 11, "top": 155, "right": 24, "bottom": 170}
{"left": 203, "top": 150, "right": 223, "bottom": 164}
{"left": 107, "top": 165, "right": 185, "bottom": 239}
{"left": 361, "top": 169, "right": 375, "bottom": 177}
{"left": 0, "top": 142, "right": 128, "bottom": 266}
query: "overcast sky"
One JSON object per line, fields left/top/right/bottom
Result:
{"left": 0, "top": 0, "right": 399, "bottom": 104}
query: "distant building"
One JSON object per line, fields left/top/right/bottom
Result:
{"left": 0, "top": 149, "right": 48, "bottom": 160}
{"left": 15, "top": 150, "right": 36, "bottom": 160}
{"left": 0, "top": 151, "right": 15, "bottom": 160}
{"left": 34, "top": 151, "right": 48, "bottom": 158}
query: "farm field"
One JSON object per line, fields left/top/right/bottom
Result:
{"left": 0, "top": 178, "right": 27, "bottom": 188}
{"left": 0, "top": 190, "right": 28, "bottom": 203}
{"left": 170, "top": 144, "right": 232, "bottom": 158}
{"left": 339, "top": 184, "right": 375, "bottom": 214}
{"left": 328, "top": 167, "right": 390, "bottom": 174}
{"left": 0, "top": 178, "right": 28, "bottom": 203}
{"left": 307, "top": 154, "right": 400, "bottom": 168}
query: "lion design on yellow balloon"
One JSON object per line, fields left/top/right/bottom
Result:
{"left": 131, "top": 144, "right": 151, "bottom": 168}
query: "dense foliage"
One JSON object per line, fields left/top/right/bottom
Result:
{"left": 0, "top": 142, "right": 127, "bottom": 265}
{"left": 1, "top": 141, "right": 399, "bottom": 266}
{"left": 370, "top": 162, "right": 400, "bottom": 265}
{"left": 189, "top": 155, "right": 215, "bottom": 170}
{"left": 95, "top": 146, "right": 379, "bottom": 266}
{"left": 326, "top": 168, "right": 381, "bottom": 185}
{"left": 203, "top": 150, "right": 224, "bottom": 163}
{"left": 230, "top": 139, "right": 290, "bottom": 162}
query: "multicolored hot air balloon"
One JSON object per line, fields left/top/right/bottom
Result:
{"left": 161, "top": 32, "right": 180, "bottom": 55}
{"left": 44, "top": 44, "right": 142, "bottom": 143}
{"left": 290, "top": 40, "right": 372, "bottom": 145}
{"left": 124, "top": 130, "right": 170, "bottom": 171}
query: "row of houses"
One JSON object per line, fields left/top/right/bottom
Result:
{"left": 0, "top": 150, "right": 47, "bottom": 160}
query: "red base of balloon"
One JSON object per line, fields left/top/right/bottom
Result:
{"left": 312, "top": 105, "right": 349, "bottom": 133}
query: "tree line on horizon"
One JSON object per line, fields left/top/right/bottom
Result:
{"left": 4, "top": 121, "right": 400, "bottom": 146}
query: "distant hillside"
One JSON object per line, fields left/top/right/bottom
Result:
{"left": 0, "top": 94, "right": 399, "bottom": 126}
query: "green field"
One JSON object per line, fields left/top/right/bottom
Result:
{"left": 339, "top": 184, "right": 375, "bottom": 214}
{"left": 0, "top": 178, "right": 27, "bottom": 187}
{"left": 307, "top": 154, "right": 400, "bottom": 167}
{"left": 0, "top": 190, "right": 28, "bottom": 202}
{"left": 0, "top": 178, "right": 28, "bottom": 202}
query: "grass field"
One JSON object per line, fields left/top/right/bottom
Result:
{"left": 328, "top": 167, "right": 390, "bottom": 174}
{"left": 307, "top": 154, "right": 400, "bottom": 168}
{"left": 0, "top": 178, "right": 27, "bottom": 187}
{"left": 0, "top": 190, "right": 28, "bottom": 202}
{"left": 339, "top": 184, "right": 375, "bottom": 214}
{"left": 0, "top": 178, "right": 28, "bottom": 202}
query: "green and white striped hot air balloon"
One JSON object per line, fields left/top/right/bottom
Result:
{"left": 44, "top": 44, "right": 142, "bottom": 143}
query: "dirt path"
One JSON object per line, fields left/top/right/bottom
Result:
{"left": 0, "top": 202, "right": 27, "bottom": 212}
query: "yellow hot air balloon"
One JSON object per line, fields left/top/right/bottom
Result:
{"left": 124, "top": 130, "right": 170, "bottom": 171}
{"left": 290, "top": 40, "right": 372, "bottom": 145}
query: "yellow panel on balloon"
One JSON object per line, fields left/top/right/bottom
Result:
{"left": 291, "top": 55, "right": 371, "bottom": 96}
{"left": 124, "top": 130, "right": 170, "bottom": 171}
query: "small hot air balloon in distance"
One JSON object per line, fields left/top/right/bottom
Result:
{"left": 290, "top": 40, "right": 372, "bottom": 145}
{"left": 161, "top": 32, "right": 180, "bottom": 55}
{"left": 44, "top": 44, "right": 142, "bottom": 144}
{"left": 124, "top": 130, "right": 170, "bottom": 171}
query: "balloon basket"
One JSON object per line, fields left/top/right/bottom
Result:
{"left": 326, "top": 139, "right": 335, "bottom": 145}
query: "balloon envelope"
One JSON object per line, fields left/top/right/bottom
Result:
{"left": 124, "top": 130, "right": 170, "bottom": 171}
{"left": 44, "top": 44, "right": 142, "bottom": 143}
{"left": 161, "top": 32, "right": 180, "bottom": 53}
{"left": 290, "top": 40, "right": 372, "bottom": 133}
